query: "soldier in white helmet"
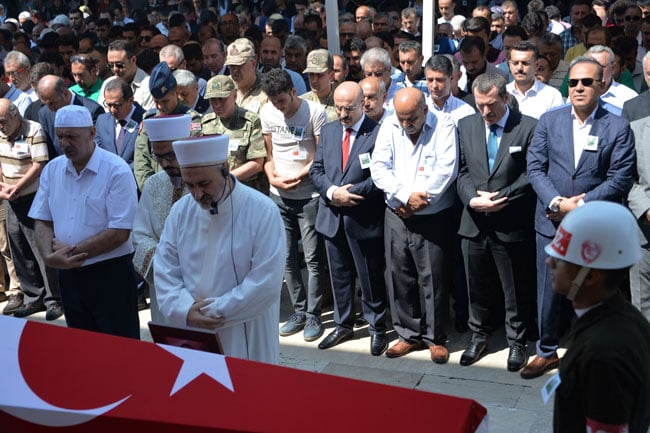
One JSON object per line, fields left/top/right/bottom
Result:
{"left": 545, "top": 201, "right": 650, "bottom": 433}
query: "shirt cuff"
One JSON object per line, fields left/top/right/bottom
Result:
{"left": 326, "top": 185, "right": 338, "bottom": 201}
{"left": 578, "top": 198, "right": 585, "bottom": 206}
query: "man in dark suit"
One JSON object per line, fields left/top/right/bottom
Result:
{"left": 621, "top": 52, "right": 650, "bottom": 122}
{"left": 524, "top": 56, "right": 636, "bottom": 379}
{"left": 456, "top": 72, "right": 537, "bottom": 372}
{"left": 309, "top": 81, "right": 389, "bottom": 356}
{"left": 37, "top": 75, "right": 104, "bottom": 158}
{"left": 94, "top": 77, "right": 145, "bottom": 169}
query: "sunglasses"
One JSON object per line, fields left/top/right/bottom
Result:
{"left": 139, "top": 35, "right": 152, "bottom": 42}
{"left": 568, "top": 77, "right": 597, "bottom": 87}
{"left": 103, "top": 100, "right": 126, "bottom": 110}
{"left": 107, "top": 62, "right": 126, "bottom": 70}
{"left": 624, "top": 15, "right": 641, "bottom": 21}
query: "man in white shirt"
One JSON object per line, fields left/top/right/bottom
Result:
{"left": 260, "top": 68, "right": 327, "bottom": 343}
{"left": 29, "top": 105, "right": 140, "bottom": 339}
{"left": 371, "top": 88, "right": 458, "bottom": 364}
{"left": 424, "top": 55, "right": 475, "bottom": 125}
{"left": 506, "top": 41, "right": 564, "bottom": 119}
{"left": 586, "top": 45, "right": 638, "bottom": 116}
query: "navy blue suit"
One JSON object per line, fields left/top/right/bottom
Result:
{"left": 527, "top": 104, "right": 636, "bottom": 358}
{"left": 309, "top": 116, "right": 387, "bottom": 334}
{"left": 39, "top": 94, "right": 105, "bottom": 158}
{"left": 94, "top": 102, "right": 146, "bottom": 169}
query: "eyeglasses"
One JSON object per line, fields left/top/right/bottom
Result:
{"left": 341, "top": 32, "right": 357, "bottom": 37}
{"left": 335, "top": 104, "right": 359, "bottom": 112}
{"left": 364, "top": 70, "right": 386, "bottom": 77}
{"left": 568, "top": 77, "right": 596, "bottom": 87}
{"left": 139, "top": 35, "right": 152, "bottom": 42}
{"left": 5, "top": 67, "right": 28, "bottom": 78}
{"left": 70, "top": 55, "right": 87, "bottom": 63}
{"left": 153, "top": 151, "right": 177, "bottom": 162}
{"left": 107, "top": 62, "right": 126, "bottom": 70}
{"left": 103, "top": 100, "right": 125, "bottom": 110}
{"left": 624, "top": 15, "right": 641, "bottom": 21}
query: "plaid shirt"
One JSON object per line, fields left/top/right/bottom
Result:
{"left": 560, "top": 28, "right": 579, "bottom": 55}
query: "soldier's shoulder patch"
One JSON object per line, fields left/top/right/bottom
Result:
{"left": 201, "top": 112, "right": 217, "bottom": 123}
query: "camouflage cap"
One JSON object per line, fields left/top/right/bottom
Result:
{"left": 303, "top": 49, "right": 333, "bottom": 74}
{"left": 205, "top": 75, "right": 236, "bottom": 98}
{"left": 225, "top": 38, "right": 256, "bottom": 66}
{"left": 149, "top": 61, "right": 177, "bottom": 99}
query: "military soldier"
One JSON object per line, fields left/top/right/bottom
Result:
{"left": 301, "top": 49, "right": 337, "bottom": 122}
{"left": 225, "top": 38, "right": 268, "bottom": 115}
{"left": 133, "top": 62, "right": 202, "bottom": 190}
{"left": 201, "top": 75, "right": 268, "bottom": 194}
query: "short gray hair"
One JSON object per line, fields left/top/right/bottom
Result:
{"left": 4, "top": 50, "right": 30, "bottom": 68}
{"left": 472, "top": 72, "right": 508, "bottom": 98}
{"left": 586, "top": 44, "right": 615, "bottom": 65}
{"left": 159, "top": 44, "right": 184, "bottom": 63}
{"left": 284, "top": 35, "right": 307, "bottom": 53}
{"left": 173, "top": 69, "right": 197, "bottom": 87}
{"left": 360, "top": 47, "right": 391, "bottom": 70}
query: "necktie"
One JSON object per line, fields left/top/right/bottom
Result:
{"left": 116, "top": 119, "right": 127, "bottom": 155}
{"left": 487, "top": 123, "right": 498, "bottom": 172}
{"left": 341, "top": 127, "right": 352, "bottom": 170}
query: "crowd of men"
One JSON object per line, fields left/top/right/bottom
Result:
{"left": 0, "top": 0, "right": 649, "bottom": 431}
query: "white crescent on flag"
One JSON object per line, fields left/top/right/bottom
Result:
{"left": 0, "top": 316, "right": 130, "bottom": 427}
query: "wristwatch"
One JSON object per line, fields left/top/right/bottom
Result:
{"left": 549, "top": 198, "right": 562, "bottom": 213}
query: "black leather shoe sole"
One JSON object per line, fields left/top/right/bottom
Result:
{"left": 318, "top": 329, "right": 353, "bottom": 350}
{"left": 370, "top": 334, "right": 388, "bottom": 356}
{"left": 460, "top": 341, "right": 488, "bottom": 366}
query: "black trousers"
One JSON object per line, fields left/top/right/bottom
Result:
{"left": 384, "top": 208, "right": 453, "bottom": 346}
{"left": 461, "top": 232, "right": 535, "bottom": 346}
{"left": 59, "top": 254, "right": 140, "bottom": 339}
{"left": 6, "top": 193, "right": 60, "bottom": 305}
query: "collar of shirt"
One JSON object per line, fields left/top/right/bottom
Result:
{"left": 574, "top": 301, "right": 604, "bottom": 317}
{"left": 509, "top": 79, "right": 543, "bottom": 97}
{"left": 65, "top": 145, "right": 102, "bottom": 176}
{"left": 345, "top": 113, "right": 365, "bottom": 136}
{"left": 133, "top": 68, "right": 147, "bottom": 88}
{"left": 571, "top": 104, "right": 598, "bottom": 126}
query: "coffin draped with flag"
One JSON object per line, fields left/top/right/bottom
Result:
{"left": 0, "top": 316, "right": 488, "bottom": 432}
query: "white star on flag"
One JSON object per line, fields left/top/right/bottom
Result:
{"left": 157, "top": 344, "right": 235, "bottom": 395}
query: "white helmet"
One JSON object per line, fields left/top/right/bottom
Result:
{"left": 545, "top": 201, "right": 641, "bottom": 269}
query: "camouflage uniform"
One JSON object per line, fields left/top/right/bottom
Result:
{"left": 301, "top": 88, "right": 337, "bottom": 122}
{"left": 201, "top": 105, "right": 268, "bottom": 194}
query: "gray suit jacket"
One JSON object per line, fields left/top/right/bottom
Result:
{"left": 627, "top": 116, "right": 650, "bottom": 244}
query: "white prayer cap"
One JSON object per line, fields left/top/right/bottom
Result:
{"left": 172, "top": 135, "right": 229, "bottom": 168}
{"left": 144, "top": 114, "right": 191, "bottom": 142}
{"left": 55, "top": 105, "right": 93, "bottom": 128}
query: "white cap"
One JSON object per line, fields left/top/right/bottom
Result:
{"left": 55, "top": 105, "right": 93, "bottom": 128}
{"left": 144, "top": 114, "right": 191, "bottom": 142}
{"left": 172, "top": 135, "right": 229, "bottom": 168}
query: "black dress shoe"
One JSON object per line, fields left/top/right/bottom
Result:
{"left": 507, "top": 343, "right": 529, "bottom": 372}
{"left": 318, "top": 329, "right": 353, "bottom": 350}
{"left": 13, "top": 300, "right": 46, "bottom": 318}
{"left": 370, "top": 333, "right": 388, "bottom": 356}
{"left": 45, "top": 302, "right": 64, "bottom": 321}
{"left": 460, "top": 340, "right": 488, "bottom": 366}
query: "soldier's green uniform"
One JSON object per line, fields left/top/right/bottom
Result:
{"left": 301, "top": 88, "right": 337, "bottom": 122}
{"left": 202, "top": 74, "right": 268, "bottom": 194}
{"left": 201, "top": 106, "right": 268, "bottom": 193}
{"left": 133, "top": 62, "right": 202, "bottom": 190}
{"left": 301, "top": 49, "right": 337, "bottom": 122}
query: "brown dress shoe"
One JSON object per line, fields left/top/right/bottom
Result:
{"left": 385, "top": 340, "right": 425, "bottom": 358}
{"left": 520, "top": 353, "right": 560, "bottom": 379}
{"left": 429, "top": 344, "right": 450, "bottom": 364}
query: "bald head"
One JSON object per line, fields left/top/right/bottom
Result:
{"left": 38, "top": 75, "right": 72, "bottom": 111}
{"left": 0, "top": 99, "right": 21, "bottom": 137}
{"left": 359, "top": 76, "right": 386, "bottom": 121}
{"left": 393, "top": 87, "right": 427, "bottom": 137}
{"left": 334, "top": 81, "right": 364, "bottom": 127}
